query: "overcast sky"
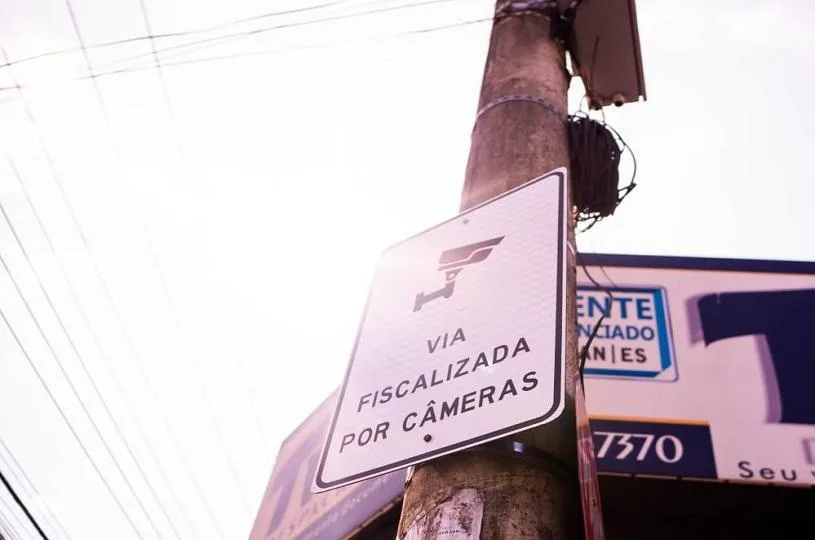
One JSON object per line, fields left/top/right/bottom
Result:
{"left": 0, "top": 0, "right": 813, "bottom": 539}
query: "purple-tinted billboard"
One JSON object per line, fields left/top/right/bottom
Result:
{"left": 249, "top": 394, "right": 404, "bottom": 540}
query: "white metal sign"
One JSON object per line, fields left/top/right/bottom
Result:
{"left": 313, "top": 168, "right": 568, "bottom": 491}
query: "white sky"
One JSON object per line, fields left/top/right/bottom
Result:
{"left": 0, "top": 0, "right": 813, "bottom": 538}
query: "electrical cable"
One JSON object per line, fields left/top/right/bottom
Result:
{"left": 0, "top": 439, "right": 70, "bottom": 539}
{"left": 0, "top": 38, "right": 163, "bottom": 539}
{"left": 0, "top": 6, "right": 491, "bottom": 536}
{"left": 0, "top": 253, "right": 156, "bottom": 540}
{"left": 132, "top": 1, "right": 258, "bottom": 512}
{"left": 0, "top": 521, "right": 12, "bottom": 540}
{"left": 133, "top": 0, "right": 184, "bottom": 154}
{"left": 0, "top": 513, "right": 11, "bottom": 540}
{"left": 0, "top": 0, "right": 354, "bottom": 69}
{"left": 0, "top": 0, "right": 452, "bottom": 76}
{"left": 13, "top": 4, "right": 236, "bottom": 538}
{"left": 0, "top": 471, "right": 48, "bottom": 540}
{"left": 567, "top": 22, "right": 637, "bottom": 374}
{"left": 567, "top": 22, "right": 637, "bottom": 231}
{"left": 0, "top": 133, "right": 200, "bottom": 539}
{"left": 0, "top": 42, "right": 224, "bottom": 539}
{"left": 142, "top": 240, "right": 255, "bottom": 517}
{"left": 64, "top": 0, "right": 253, "bottom": 520}
{"left": 0, "top": 16, "right": 490, "bottom": 94}
{"left": 78, "top": 0, "right": 466, "bottom": 73}
{"left": 123, "top": 7, "right": 490, "bottom": 507}
{"left": 0, "top": 309, "right": 141, "bottom": 539}
{"left": 0, "top": 493, "right": 31, "bottom": 540}
{"left": 597, "top": 263, "right": 617, "bottom": 289}
{"left": 0, "top": 501, "right": 26, "bottom": 540}
{"left": 577, "top": 262, "right": 614, "bottom": 386}
{"left": 39, "top": 11, "right": 489, "bottom": 514}
{"left": 567, "top": 112, "right": 637, "bottom": 231}
{"left": 0, "top": 192, "right": 179, "bottom": 539}
{"left": 576, "top": 235, "right": 621, "bottom": 387}
{"left": 127, "top": 16, "right": 490, "bottom": 72}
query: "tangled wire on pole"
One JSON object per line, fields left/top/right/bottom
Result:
{"left": 567, "top": 111, "right": 637, "bottom": 230}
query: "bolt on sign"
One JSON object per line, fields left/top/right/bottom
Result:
{"left": 313, "top": 168, "right": 568, "bottom": 492}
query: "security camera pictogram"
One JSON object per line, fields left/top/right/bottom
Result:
{"left": 413, "top": 236, "right": 504, "bottom": 312}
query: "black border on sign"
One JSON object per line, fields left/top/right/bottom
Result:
{"left": 314, "top": 170, "right": 566, "bottom": 491}
{"left": 577, "top": 252, "right": 815, "bottom": 274}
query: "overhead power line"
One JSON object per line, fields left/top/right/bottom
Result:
{"left": 0, "top": 439, "right": 70, "bottom": 539}
{"left": 1, "top": 32, "right": 221, "bottom": 540}
{"left": 0, "top": 16, "right": 490, "bottom": 94}
{"left": 0, "top": 6, "right": 490, "bottom": 539}
{"left": 0, "top": 514, "right": 12, "bottom": 540}
{"left": 0, "top": 252, "right": 157, "bottom": 539}
{"left": 132, "top": 0, "right": 277, "bottom": 466}
{"left": 94, "top": 0, "right": 464, "bottom": 72}
{"left": 0, "top": 0, "right": 354, "bottom": 69}
{"left": 0, "top": 124, "right": 199, "bottom": 538}
{"left": 57, "top": 0, "right": 252, "bottom": 527}
{"left": 130, "top": 0, "right": 255, "bottom": 518}
{"left": 0, "top": 0, "right": 467, "bottom": 89}
{"left": 0, "top": 491, "right": 31, "bottom": 540}
{"left": 0, "top": 307, "right": 141, "bottom": 539}
{"left": 0, "top": 39, "right": 156, "bottom": 539}
{"left": 134, "top": 0, "right": 183, "bottom": 150}
{"left": 0, "top": 177, "right": 179, "bottom": 539}
{"left": 0, "top": 497, "right": 27, "bottom": 540}
{"left": 0, "top": 470, "right": 48, "bottom": 540}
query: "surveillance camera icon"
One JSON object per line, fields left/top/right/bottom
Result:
{"left": 413, "top": 236, "right": 504, "bottom": 313}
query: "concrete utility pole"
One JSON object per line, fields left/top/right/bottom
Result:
{"left": 397, "top": 2, "right": 579, "bottom": 538}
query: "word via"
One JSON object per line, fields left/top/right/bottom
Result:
{"left": 413, "top": 236, "right": 504, "bottom": 312}
{"left": 427, "top": 328, "right": 466, "bottom": 354}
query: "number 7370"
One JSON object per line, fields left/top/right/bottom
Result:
{"left": 593, "top": 431, "right": 683, "bottom": 464}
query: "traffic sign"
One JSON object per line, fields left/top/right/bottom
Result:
{"left": 313, "top": 168, "right": 568, "bottom": 492}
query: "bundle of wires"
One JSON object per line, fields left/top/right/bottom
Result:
{"left": 567, "top": 111, "right": 636, "bottom": 230}
{"left": 567, "top": 110, "right": 636, "bottom": 381}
